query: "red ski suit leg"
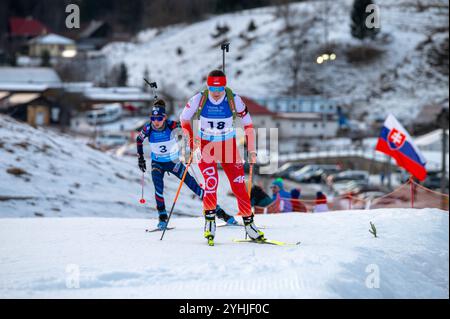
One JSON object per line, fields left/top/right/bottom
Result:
{"left": 198, "top": 138, "right": 252, "bottom": 217}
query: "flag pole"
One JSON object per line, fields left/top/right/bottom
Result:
{"left": 386, "top": 155, "right": 392, "bottom": 190}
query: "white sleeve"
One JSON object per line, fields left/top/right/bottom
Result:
{"left": 234, "top": 94, "right": 253, "bottom": 126}
{"left": 180, "top": 93, "right": 202, "bottom": 121}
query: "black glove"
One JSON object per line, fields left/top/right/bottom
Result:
{"left": 138, "top": 155, "right": 146, "bottom": 173}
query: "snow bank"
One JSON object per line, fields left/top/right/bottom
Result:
{"left": 0, "top": 209, "right": 447, "bottom": 298}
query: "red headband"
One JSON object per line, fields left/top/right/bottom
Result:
{"left": 207, "top": 76, "right": 227, "bottom": 87}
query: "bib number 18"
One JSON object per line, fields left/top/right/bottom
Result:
{"left": 208, "top": 121, "right": 225, "bottom": 130}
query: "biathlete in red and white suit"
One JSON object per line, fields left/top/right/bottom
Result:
{"left": 181, "top": 69, "right": 265, "bottom": 244}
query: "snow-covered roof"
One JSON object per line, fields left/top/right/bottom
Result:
{"left": 84, "top": 87, "right": 153, "bottom": 102}
{"left": 0, "top": 92, "right": 11, "bottom": 100}
{"left": 0, "top": 84, "right": 49, "bottom": 92}
{"left": 29, "top": 33, "right": 75, "bottom": 45}
{"left": 6, "top": 93, "right": 40, "bottom": 106}
{"left": 416, "top": 129, "right": 449, "bottom": 147}
{"left": 0, "top": 67, "right": 62, "bottom": 87}
{"left": 62, "top": 82, "right": 95, "bottom": 93}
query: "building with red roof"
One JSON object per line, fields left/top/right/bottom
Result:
{"left": 9, "top": 17, "right": 50, "bottom": 38}
{"left": 240, "top": 96, "right": 277, "bottom": 130}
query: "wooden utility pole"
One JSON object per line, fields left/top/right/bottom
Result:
{"left": 437, "top": 108, "right": 449, "bottom": 194}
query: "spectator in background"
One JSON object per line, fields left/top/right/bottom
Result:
{"left": 271, "top": 179, "right": 292, "bottom": 212}
{"left": 380, "top": 172, "right": 385, "bottom": 185}
{"left": 314, "top": 192, "right": 329, "bottom": 213}
{"left": 290, "top": 188, "right": 308, "bottom": 213}
{"left": 250, "top": 185, "right": 273, "bottom": 208}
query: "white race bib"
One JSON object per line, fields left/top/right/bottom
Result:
{"left": 200, "top": 116, "right": 234, "bottom": 137}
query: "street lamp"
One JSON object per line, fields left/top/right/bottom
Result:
{"left": 316, "top": 52, "right": 337, "bottom": 64}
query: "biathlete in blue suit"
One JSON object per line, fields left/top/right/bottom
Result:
{"left": 136, "top": 99, "right": 237, "bottom": 230}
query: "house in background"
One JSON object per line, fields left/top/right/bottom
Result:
{"left": 28, "top": 33, "right": 77, "bottom": 58}
{"left": 237, "top": 97, "right": 338, "bottom": 139}
{"left": 0, "top": 67, "right": 69, "bottom": 127}
{"left": 256, "top": 96, "right": 338, "bottom": 114}
{"left": 7, "top": 17, "right": 50, "bottom": 56}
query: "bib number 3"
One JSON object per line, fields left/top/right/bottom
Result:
{"left": 159, "top": 145, "right": 168, "bottom": 153}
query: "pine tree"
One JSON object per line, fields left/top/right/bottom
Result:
{"left": 117, "top": 63, "right": 128, "bottom": 87}
{"left": 247, "top": 19, "right": 257, "bottom": 32}
{"left": 350, "top": 0, "right": 380, "bottom": 40}
{"left": 142, "top": 67, "right": 150, "bottom": 92}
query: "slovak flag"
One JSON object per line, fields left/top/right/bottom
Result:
{"left": 376, "top": 114, "right": 427, "bottom": 181}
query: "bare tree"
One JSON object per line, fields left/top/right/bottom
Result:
{"left": 273, "top": 0, "right": 315, "bottom": 95}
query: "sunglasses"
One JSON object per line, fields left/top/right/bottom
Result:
{"left": 151, "top": 116, "right": 164, "bottom": 122}
{"left": 208, "top": 86, "right": 225, "bottom": 92}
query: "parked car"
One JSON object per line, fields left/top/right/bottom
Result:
{"left": 275, "top": 162, "right": 305, "bottom": 179}
{"left": 87, "top": 103, "right": 123, "bottom": 125}
{"left": 329, "top": 170, "right": 370, "bottom": 184}
{"left": 289, "top": 165, "right": 341, "bottom": 183}
{"left": 422, "top": 171, "right": 448, "bottom": 190}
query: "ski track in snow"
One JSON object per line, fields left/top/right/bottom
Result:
{"left": 0, "top": 209, "right": 448, "bottom": 298}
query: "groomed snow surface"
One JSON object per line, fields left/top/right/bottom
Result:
{"left": 0, "top": 209, "right": 448, "bottom": 299}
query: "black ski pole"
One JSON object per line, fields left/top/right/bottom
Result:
{"left": 144, "top": 78, "right": 158, "bottom": 101}
{"left": 221, "top": 42, "right": 230, "bottom": 74}
{"left": 160, "top": 153, "right": 194, "bottom": 241}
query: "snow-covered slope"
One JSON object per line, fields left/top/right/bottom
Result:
{"left": 0, "top": 115, "right": 235, "bottom": 218}
{"left": 0, "top": 209, "right": 447, "bottom": 298}
{"left": 103, "top": 0, "right": 449, "bottom": 122}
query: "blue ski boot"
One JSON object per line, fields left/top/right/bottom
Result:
{"left": 226, "top": 216, "right": 238, "bottom": 225}
{"left": 157, "top": 211, "right": 168, "bottom": 230}
{"left": 215, "top": 205, "right": 238, "bottom": 225}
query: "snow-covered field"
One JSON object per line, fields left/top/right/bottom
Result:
{"left": 102, "top": 0, "right": 449, "bottom": 122}
{"left": 1, "top": 117, "right": 448, "bottom": 299}
{"left": 0, "top": 209, "right": 447, "bottom": 298}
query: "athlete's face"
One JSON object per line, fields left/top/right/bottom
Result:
{"left": 209, "top": 89, "right": 225, "bottom": 101}
{"left": 151, "top": 115, "right": 166, "bottom": 129}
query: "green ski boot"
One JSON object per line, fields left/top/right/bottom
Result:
{"left": 204, "top": 231, "right": 215, "bottom": 246}
{"left": 204, "top": 210, "right": 216, "bottom": 246}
